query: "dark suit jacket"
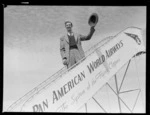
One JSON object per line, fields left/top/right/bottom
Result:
{"left": 60, "top": 27, "right": 95, "bottom": 66}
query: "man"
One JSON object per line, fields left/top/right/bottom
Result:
{"left": 60, "top": 21, "right": 95, "bottom": 68}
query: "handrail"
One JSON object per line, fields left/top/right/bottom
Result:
{"left": 7, "top": 35, "right": 114, "bottom": 111}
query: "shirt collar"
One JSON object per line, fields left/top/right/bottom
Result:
{"left": 67, "top": 32, "right": 74, "bottom": 36}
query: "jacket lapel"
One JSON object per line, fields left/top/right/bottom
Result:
{"left": 64, "top": 35, "right": 69, "bottom": 43}
{"left": 74, "top": 33, "right": 78, "bottom": 42}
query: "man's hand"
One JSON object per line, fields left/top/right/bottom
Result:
{"left": 90, "top": 26, "right": 95, "bottom": 32}
{"left": 63, "top": 58, "right": 68, "bottom": 66}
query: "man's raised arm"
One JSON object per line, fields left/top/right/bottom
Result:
{"left": 80, "top": 26, "right": 95, "bottom": 41}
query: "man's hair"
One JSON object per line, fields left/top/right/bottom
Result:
{"left": 65, "top": 21, "right": 73, "bottom": 27}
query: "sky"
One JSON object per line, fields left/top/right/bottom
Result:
{"left": 3, "top": 6, "right": 146, "bottom": 112}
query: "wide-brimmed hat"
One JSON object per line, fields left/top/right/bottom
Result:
{"left": 88, "top": 13, "right": 99, "bottom": 27}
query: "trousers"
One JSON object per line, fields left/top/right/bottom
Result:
{"left": 68, "top": 48, "right": 82, "bottom": 68}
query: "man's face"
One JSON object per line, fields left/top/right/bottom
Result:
{"left": 65, "top": 22, "right": 72, "bottom": 32}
